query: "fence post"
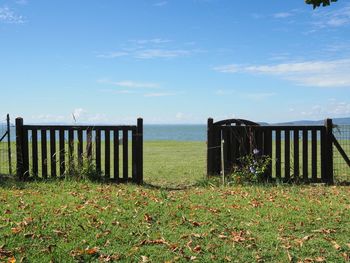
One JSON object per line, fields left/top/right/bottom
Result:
{"left": 207, "top": 118, "right": 214, "bottom": 177}
{"left": 7, "top": 114, "right": 12, "bottom": 175}
{"left": 16, "top": 117, "right": 24, "bottom": 180}
{"left": 136, "top": 118, "right": 143, "bottom": 184}
{"left": 325, "top": 118, "right": 334, "bottom": 184}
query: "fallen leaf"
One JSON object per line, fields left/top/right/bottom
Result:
{"left": 85, "top": 247, "right": 99, "bottom": 255}
{"left": 140, "top": 255, "right": 149, "bottom": 262}
{"left": 193, "top": 245, "right": 201, "bottom": 253}
{"left": 11, "top": 227, "right": 22, "bottom": 234}
{"left": 331, "top": 240, "right": 341, "bottom": 250}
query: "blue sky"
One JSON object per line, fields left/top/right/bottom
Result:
{"left": 1, "top": 0, "right": 350, "bottom": 124}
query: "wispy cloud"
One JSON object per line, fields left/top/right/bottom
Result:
{"left": 144, "top": 92, "right": 175, "bottom": 97}
{"left": 154, "top": 1, "right": 168, "bottom": 7}
{"left": 135, "top": 49, "right": 190, "bottom": 59}
{"left": 0, "top": 6, "right": 25, "bottom": 24}
{"left": 312, "top": 4, "right": 350, "bottom": 28}
{"left": 15, "top": 0, "right": 28, "bottom": 5}
{"left": 273, "top": 12, "right": 293, "bottom": 19}
{"left": 97, "top": 39, "right": 198, "bottom": 60}
{"left": 214, "top": 59, "right": 350, "bottom": 88}
{"left": 115, "top": 81, "right": 159, "bottom": 88}
{"left": 299, "top": 99, "right": 350, "bottom": 118}
{"left": 96, "top": 51, "right": 129, "bottom": 58}
{"left": 129, "top": 38, "right": 171, "bottom": 45}
{"left": 98, "top": 79, "right": 160, "bottom": 89}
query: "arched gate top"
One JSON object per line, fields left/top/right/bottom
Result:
{"left": 213, "top": 118, "right": 260, "bottom": 126}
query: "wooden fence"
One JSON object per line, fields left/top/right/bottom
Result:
{"left": 207, "top": 118, "right": 334, "bottom": 184}
{"left": 16, "top": 117, "right": 143, "bottom": 184}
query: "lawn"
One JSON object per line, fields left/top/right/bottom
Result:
{"left": 0, "top": 141, "right": 350, "bottom": 262}
{"left": 0, "top": 181, "right": 349, "bottom": 262}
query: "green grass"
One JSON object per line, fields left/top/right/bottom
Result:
{"left": 2, "top": 138, "right": 349, "bottom": 185}
{"left": 0, "top": 141, "right": 350, "bottom": 262}
{"left": 0, "top": 181, "right": 349, "bottom": 262}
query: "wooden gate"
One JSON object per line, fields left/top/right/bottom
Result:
{"left": 16, "top": 117, "right": 143, "bottom": 184}
{"left": 207, "top": 118, "right": 334, "bottom": 184}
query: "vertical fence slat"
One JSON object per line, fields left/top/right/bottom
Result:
{"left": 311, "top": 129, "right": 317, "bottom": 181}
{"left": 320, "top": 127, "right": 326, "bottom": 183}
{"left": 276, "top": 129, "right": 281, "bottom": 179}
{"left": 86, "top": 128, "right": 92, "bottom": 161}
{"left": 59, "top": 129, "right": 65, "bottom": 177}
{"left": 32, "top": 129, "right": 38, "bottom": 177}
{"left": 50, "top": 129, "right": 56, "bottom": 178}
{"left": 137, "top": 118, "right": 143, "bottom": 184}
{"left": 263, "top": 128, "right": 272, "bottom": 179}
{"left": 113, "top": 129, "right": 119, "bottom": 181}
{"left": 105, "top": 129, "right": 110, "bottom": 178}
{"left": 16, "top": 118, "right": 24, "bottom": 179}
{"left": 77, "top": 129, "right": 83, "bottom": 168}
{"left": 123, "top": 129, "right": 128, "bottom": 180}
{"left": 285, "top": 129, "right": 290, "bottom": 180}
{"left": 7, "top": 114, "right": 12, "bottom": 175}
{"left": 132, "top": 128, "right": 137, "bottom": 182}
{"left": 325, "top": 119, "right": 334, "bottom": 184}
{"left": 207, "top": 118, "right": 214, "bottom": 176}
{"left": 41, "top": 129, "right": 48, "bottom": 178}
{"left": 96, "top": 129, "right": 101, "bottom": 174}
{"left": 302, "top": 129, "right": 308, "bottom": 181}
{"left": 68, "top": 129, "right": 74, "bottom": 174}
{"left": 293, "top": 128, "right": 300, "bottom": 179}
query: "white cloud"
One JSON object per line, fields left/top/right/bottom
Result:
{"left": 15, "top": 0, "right": 28, "bottom": 5}
{"left": 214, "top": 59, "right": 350, "bottom": 88}
{"left": 96, "top": 51, "right": 128, "bottom": 58}
{"left": 135, "top": 49, "right": 190, "bottom": 59}
{"left": 299, "top": 100, "right": 350, "bottom": 119}
{"left": 98, "top": 79, "right": 160, "bottom": 89}
{"left": 0, "top": 6, "right": 25, "bottom": 24}
{"left": 154, "top": 1, "right": 168, "bottom": 7}
{"left": 96, "top": 39, "right": 197, "bottom": 60}
{"left": 144, "top": 92, "right": 175, "bottom": 97}
{"left": 129, "top": 38, "right": 171, "bottom": 45}
{"left": 273, "top": 12, "right": 292, "bottom": 19}
{"left": 115, "top": 80, "right": 159, "bottom": 89}
{"left": 312, "top": 4, "right": 350, "bottom": 28}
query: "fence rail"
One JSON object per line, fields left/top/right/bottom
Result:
{"left": 15, "top": 117, "right": 143, "bottom": 184}
{"left": 207, "top": 118, "right": 335, "bottom": 184}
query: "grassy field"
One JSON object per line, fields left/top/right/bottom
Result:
{"left": 0, "top": 181, "right": 349, "bottom": 262}
{"left": 1, "top": 139, "right": 349, "bottom": 185}
{"left": 0, "top": 141, "right": 350, "bottom": 262}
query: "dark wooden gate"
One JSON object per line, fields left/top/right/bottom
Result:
{"left": 16, "top": 117, "right": 143, "bottom": 184}
{"left": 207, "top": 118, "right": 334, "bottom": 184}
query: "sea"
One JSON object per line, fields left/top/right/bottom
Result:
{"left": 4, "top": 125, "right": 207, "bottom": 142}
{"left": 3, "top": 124, "right": 349, "bottom": 142}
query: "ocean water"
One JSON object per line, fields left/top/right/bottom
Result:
{"left": 4, "top": 124, "right": 349, "bottom": 142}
{"left": 5, "top": 125, "right": 207, "bottom": 142}
{"left": 144, "top": 125, "right": 206, "bottom": 141}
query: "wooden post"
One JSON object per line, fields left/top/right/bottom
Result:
{"left": 325, "top": 119, "right": 334, "bottom": 184}
{"left": 221, "top": 135, "right": 225, "bottom": 185}
{"left": 7, "top": 114, "right": 12, "bottom": 175}
{"left": 207, "top": 118, "right": 214, "bottom": 177}
{"left": 136, "top": 118, "right": 143, "bottom": 184}
{"left": 16, "top": 117, "right": 24, "bottom": 179}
